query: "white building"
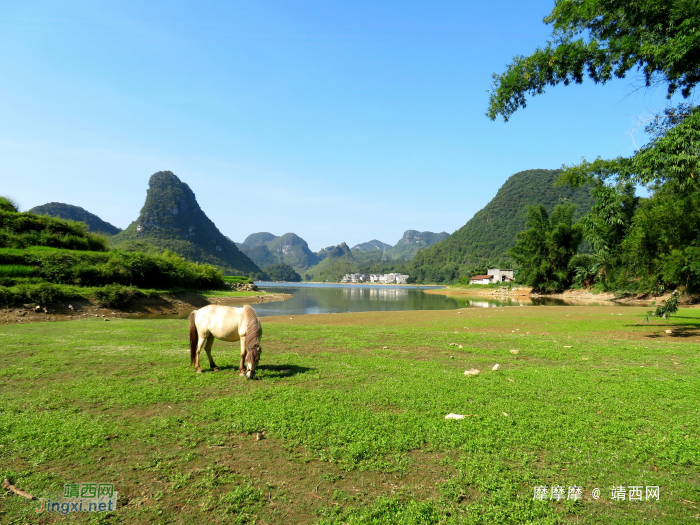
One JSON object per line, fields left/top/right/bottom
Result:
{"left": 469, "top": 269, "right": 514, "bottom": 285}
{"left": 342, "top": 273, "right": 369, "bottom": 283}
{"left": 369, "top": 273, "right": 409, "bottom": 284}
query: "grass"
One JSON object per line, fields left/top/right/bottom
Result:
{"left": 0, "top": 306, "right": 698, "bottom": 524}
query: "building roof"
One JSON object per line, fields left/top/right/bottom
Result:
{"left": 470, "top": 274, "right": 494, "bottom": 280}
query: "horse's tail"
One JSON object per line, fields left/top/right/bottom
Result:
{"left": 243, "top": 305, "right": 261, "bottom": 364}
{"left": 189, "top": 310, "right": 198, "bottom": 367}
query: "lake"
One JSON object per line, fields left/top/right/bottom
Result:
{"left": 244, "top": 282, "right": 620, "bottom": 317}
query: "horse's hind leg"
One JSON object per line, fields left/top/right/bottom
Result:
{"left": 194, "top": 331, "right": 209, "bottom": 373}
{"left": 204, "top": 334, "right": 219, "bottom": 371}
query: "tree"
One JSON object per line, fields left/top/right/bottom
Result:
{"left": 509, "top": 203, "right": 582, "bottom": 291}
{"left": 488, "top": 0, "right": 700, "bottom": 191}
{"left": 262, "top": 263, "right": 301, "bottom": 282}
{"left": 488, "top": 0, "right": 700, "bottom": 303}
{"left": 487, "top": 0, "right": 700, "bottom": 122}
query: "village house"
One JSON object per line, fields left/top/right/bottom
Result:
{"left": 369, "top": 273, "right": 409, "bottom": 284}
{"left": 469, "top": 269, "right": 514, "bottom": 285}
{"left": 341, "top": 273, "right": 369, "bottom": 283}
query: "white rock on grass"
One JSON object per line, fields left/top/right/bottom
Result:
{"left": 464, "top": 369, "right": 480, "bottom": 376}
{"left": 445, "top": 413, "right": 466, "bottom": 420}
{"left": 492, "top": 364, "right": 500, "bottom": 371}
{"left": 510, "top": 349, "right": 519, "bottom": 354}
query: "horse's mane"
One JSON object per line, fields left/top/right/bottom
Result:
{"left": 243, "top": 305, "right": 262, "bottom": 364}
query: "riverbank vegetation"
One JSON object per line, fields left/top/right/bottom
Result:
{"left": 1, "top": 306, "right": 697, "bottom": 523}
{"left": 0, "top": 207, "right": 230, "bottom": 307}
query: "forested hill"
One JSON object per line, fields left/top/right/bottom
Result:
{"left": 29, "top": 202, "right": 122, "bottom": 235}
{"left": 409, "top": 169, "right": 594, "bottom": 283}
{"left": 111, "top": 171, "right": 260, "bottom": 276}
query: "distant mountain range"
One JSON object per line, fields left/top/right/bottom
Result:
{"left": 350, "top": 230, "right": 449, "bottom": 260}
{"left": 28, "top": 202, "right": 122, "bottom": 235}
{"left": 237, "top": 229, "right": 448, "bottom": 275}
{"left": 26, "top": 167, "right": 595, "bottom": 283}
{"left": 110, "top": 171, "right": 260, "bottom": 275}
{"left": 408, "top": 168, "right": 594, "bottom": 283}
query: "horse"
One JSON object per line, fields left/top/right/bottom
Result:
{"left": 188, "top": 304, "right": 263, "bottom": 379}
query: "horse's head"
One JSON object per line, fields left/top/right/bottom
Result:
{"left": 245, "top": 343, "right": 262, "bottom": 379}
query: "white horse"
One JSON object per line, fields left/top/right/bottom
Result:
{"left": 188, "top": 304, "right": 263, "bottom": 379}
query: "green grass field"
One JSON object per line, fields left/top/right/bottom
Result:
{"left": 0, "top": 306, "right": 698, "bottom": 524}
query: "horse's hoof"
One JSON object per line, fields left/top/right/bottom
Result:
{"left": 196, "top": 368, "right": 203, "bottom": 374}
{"left": 239, "top": 371, "right": 246, "bottom": 376}
{"left": 212, "top": 367, "right": 220, "bottom": 372}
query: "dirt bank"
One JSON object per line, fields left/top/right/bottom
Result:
{"left": 0, "top": 291, "right": 292, "bottom": 325}
{"left": 424, "top": 286, "right": 692, "bottom": 305}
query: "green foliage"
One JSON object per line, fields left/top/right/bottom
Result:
{"left": 0, "top": 247, "right": 226, "bottom": 290}
{"left": 223, "top": 275, "right": 253, "bottom": 284}
{"left": 647, "top": 291, "right": 681, "bottom": 321}
{"left": 486, "top": 2, "right": 700, "bottom": 303}
{"left": 0, "top": 264, "right": 35, "bottom": 279}
{"left": 0, "top": 210, "right": 109, "bottom": 251}
{"left": 509, "top": 203, "right": 582, "bottom": 292}
{"left": 28, "top": 202, "right": 122, "bottom": 235}
{"left": 487, "top": 0, "right": 700, "bottom": 121}
{"left": 262, "top": 263, "right": 301, "bottom": 282}
{"left": 0, "top": 196, "right": 19, "bottom": 213}
{"left": 92, "top": 284, "right": 138, "bottom": 307}
{"left": 621, "top": 181, "right": 700, "bottom": 293}
{"left": 409, "top": 169, "right": 593, "bottom": 283}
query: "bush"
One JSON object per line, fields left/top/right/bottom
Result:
{"left": 92, "top": 284, "right": 138, "bottom": 307}
{"left": 0, "top": 248, "right": 227, "bottom": 290}
{"left": 0, "top": 196, "right": 19, "bottom": 213}
{"left": 0, "top": 210, "right": 109, "bottom": 251}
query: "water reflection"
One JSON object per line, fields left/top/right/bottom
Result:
{"left": 250, "top": 284, "right": 456, "bottom": 317}
{"left": 127, "top": 282, "right": 632, "bottom": 320}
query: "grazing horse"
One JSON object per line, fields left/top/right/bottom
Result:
{"left": 188, "top": 304, "right": 263, "bottom": 379}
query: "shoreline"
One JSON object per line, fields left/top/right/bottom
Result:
{"left": 0, "top": 291, "right": 292, "bottom": 325}
{"left": 423, "top": 286, "right": 694, "bottom": 306}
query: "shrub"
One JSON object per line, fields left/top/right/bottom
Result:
{"left": 0, "top": 196, "right": 19, "bottom": 212}
{"left": 92, "top": 284, "right": 138, "bottom": 307}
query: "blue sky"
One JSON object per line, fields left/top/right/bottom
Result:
{"left": 0, "top": 1, "right": 677, "bottom": 251}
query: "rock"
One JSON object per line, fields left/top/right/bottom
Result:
{"left": 510, "top": 349, "right": 519, "bottom": 355}
{"left": 492, "top": 364, "right": 501, "bottom": 371}
{"left": 445, "top": 413, "right": 465, "bottom": 420}
{"left": 564, "top": 346, "right": 573, "bottom": 348}
{"left": 68, "top": 304, "right": 74, "bottom": 310}
{"left": 665, "top": 329, "right": 673, "bottom": 334}
{"left": 104, "top": 318, "right": 111, "bottom": 322}
{"left": 502, "top": 412, "right": 509, "bottom": 417}
{"left": 458, "top": 345, "right": 463, "bottom": 349}
{"left": 464, "top": 368, "right": 480, "bottom": 376}
{"left": 449, "top": 343, "right": 458, "bottom": 346}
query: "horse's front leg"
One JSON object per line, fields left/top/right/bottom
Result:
{"left": 204, "top": 334, "right": 219, "bottom": 371}
{"left": 239, "top": 336, "right": 247, "bottom": 376}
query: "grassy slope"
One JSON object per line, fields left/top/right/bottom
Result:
{"left": 1, "top": 307, "right": 698, "bottom": 524}
{"left": 28, "top": 203, "right": 122, "bottom": 236}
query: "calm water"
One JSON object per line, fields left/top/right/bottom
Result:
{"left": 244, "top": 282, "right": 619, "bottom": 317}
{"left": 129, "top": 282, "right": 628, "bottom": 320}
